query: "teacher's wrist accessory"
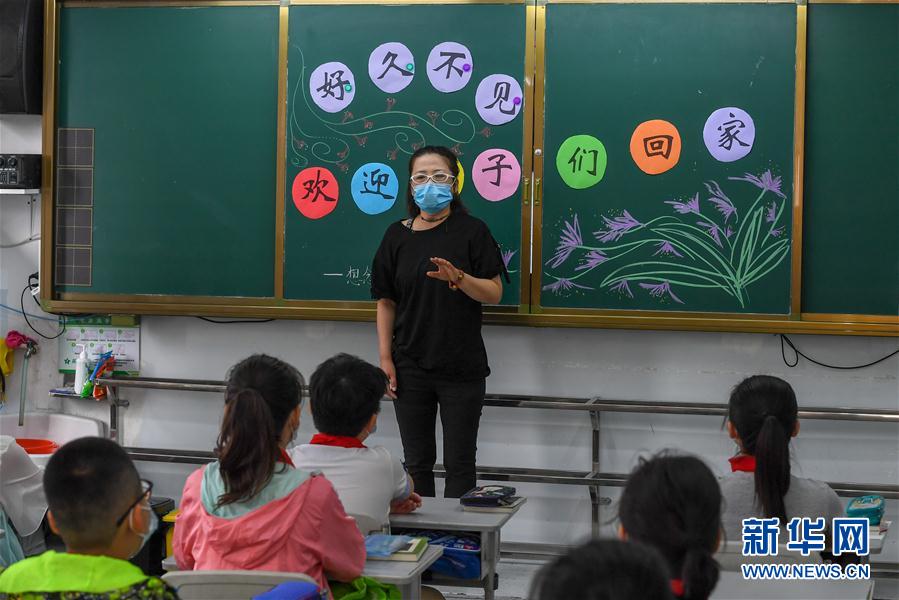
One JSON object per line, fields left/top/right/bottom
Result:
{"left": 449, "top": 270, "right": 465, "bottom": 291}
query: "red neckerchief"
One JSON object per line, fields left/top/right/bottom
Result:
{"left": 670, "top": 579, "right": 684, "bottom": 597}
{"left": 309, "top": 433, "right": 366, "bottom": 449}
{"left": 278, "top": 448, "right": 295, "bottom": 467}
{"left": 729, "top": 455, "right": 757, "bottom": 473}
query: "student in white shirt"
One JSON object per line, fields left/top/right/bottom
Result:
{"left": 291, "top": 353, "right": 422, "bottom": 534}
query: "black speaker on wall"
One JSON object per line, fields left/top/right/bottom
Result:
{"left": 0, "top": 0, "right": 43, "bottom": 114}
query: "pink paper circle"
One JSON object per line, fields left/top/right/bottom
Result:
{"left": 472, "top": 149, "right": 521, "bottom": 202}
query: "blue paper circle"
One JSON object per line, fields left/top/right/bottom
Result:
{"left": 351, "top": 163, "right": 399, "bottom": 215}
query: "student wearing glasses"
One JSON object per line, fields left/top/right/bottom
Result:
{"left": 0, "top": 437, "right": 178, "bottom": 599}
{"left": 372, "top": 145, "right": 506, "bottom": 498}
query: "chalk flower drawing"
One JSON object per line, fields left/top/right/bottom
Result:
{"left": 543, "top": 170, "right": 790, "bottom": 307}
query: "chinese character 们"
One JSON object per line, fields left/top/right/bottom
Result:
{"left": 742, "top": 517, "right": 780, "bottom": 556}
{"left": 568, "top": 146, "right": 600, "bottom": 176}
{"left": 484, "top": 81, "right": 517, "bottom": 116}
{"left": 481, "top": 153, "right": 513, "bottom": 187}
{"left": 361, "top": 168, "right": 396, "bottom": 200}
{"left": 316, "top": 70, "right": 351, "bottom": 101}
{"left": 301, "top": 169, "right": 336, "bottom": 203}
{"left": 786, "top": 518, "right": 827, "bottom": 556}
{"left": 717, "top": 112, "right": 751, "bottom": 151}
{"left": 832, "top": 518, "right": 870, "bottom": 557}
{"left": 377, "top": 51, "right": 413, "bottom": 80}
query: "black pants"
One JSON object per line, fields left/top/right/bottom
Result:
{"left": 394, "top": 365, "right": 485, "bottom": 498}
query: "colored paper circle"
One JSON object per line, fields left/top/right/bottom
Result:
{"left": 309, "top": 62, "right": 355, "bottom": 114}
{"left": 629, "top": 119, "right": 682, "bottom": 175}
{"left": 456, "top": 160, "right": 465, "bottom": 193}
{"left": 475, "top": 74, "right": 524, "bottom": 126}
{"left": 426, "top": 42, "right": 473, "bottom": 93}
{"left": 351, "top": 163, "right": 398, "bottom": 215}
{"left": 472, "top": 149, "right": 521, "bottom": 202}
{"left": 368, "top": 42, "right": 415, "bottom": 94}
{"left": 292, "top": 167, "right": 339, "bottom": 220}
{"left": 556, "top": 135, "right": 608, "bottom": 189}
{"left": 703, "top": 107, "right": 755, "bottom": 162}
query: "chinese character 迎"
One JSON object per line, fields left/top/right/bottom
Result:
{"left": 786, "top": 517, "right": 827, "bottom": 556}
{"left": 568, "top": 146, "right": 600, "bottom": 176}
{"left": 361, "top": 168, "right": 395, "bottom": 200}
{"left": 742, "top": 517, "right": 780, "bottom": 556}
{"left": 481, "top": 153, "right": 513, "bottom": 187}
{"left": 484, "top": 81, "right": 517, "bottom": 116}
{"left": 301, "top": 169, "right": 336, "bottom": 203}
{"left": 833, "top": 518, "right": 870, "bottom": 557}
{"left": 432, "top": 51, "right": 466, "bottom": 80}
{"left": 316, "top": 70, "right": 351, "bottom": 101}
{"left": 377, "top": 51, "right": 413, "bottom": 80}
{"left": 717, "top": 112, "right": 751, "bottom": 151}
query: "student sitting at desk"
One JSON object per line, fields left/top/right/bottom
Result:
{"left": 291, "top": 353, "right": 422, "bottom": 534}
{"left": 173, "top": 354, "right": 364, "bottom": 593}
{"left": 0, "top": 437, "right": 177, "bottom": 599}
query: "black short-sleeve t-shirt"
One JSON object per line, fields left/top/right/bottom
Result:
{"left": 371, "top": 212, "right": 505, "bottom": 379}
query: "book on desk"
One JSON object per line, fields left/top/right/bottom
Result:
{"left": 366, "top": 536, "right": 429, "bottom": 562}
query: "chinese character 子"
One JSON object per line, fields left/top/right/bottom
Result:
{"left": 832, "top": 518, "right": 870, "bottom": 557}
{"left": 433, "top": 51, "right": 467, "bottom": 80}
{"left": 301, "top": 169, "right": 336, "bottom": 203}
{"left": 316, "top": 70, "right": 351, "bottom": 101}
{"left": 568, "top": 146, "right": 600, "bottom": 176}
{"left": 361, "top": 168, "right": 395, "bottom": 200}
{"left": 481, "top": 153, "right": 513, "bottom": 186}
{"left": 377, "top": 51, "right": 413, "bottom": 80}
{"left": 484, "top": 81, "right": 516, "bottom": 115}
{"left": 643, "top": 134, "right": 674, "bottom": 159}
{"left": 786, "top": 518, "right": 827, "bottom": 556}
{"left": 717, "top": 112, "right": 751, "bottom": 151}
{"left": 742, "top": 517, "right": 780, "bottom": 556}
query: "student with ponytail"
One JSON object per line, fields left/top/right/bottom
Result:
{"left": 722, "top": 375, "right": 844, "bottom": 556}
{"left": 173, "top": 355, "right": 364, "bottom": 593}
{"left": 619, "top": 454, "right": 722, "bottom": 600}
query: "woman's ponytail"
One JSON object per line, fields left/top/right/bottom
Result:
{"left": 754, "top": 414, "right": 791, "bottom": 524}
{"left": 681, "top": 546, "right": 720, "bottom": 600}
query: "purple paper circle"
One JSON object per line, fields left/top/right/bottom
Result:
{"left": 703, "top": 107, "right": 755, "bottom": 162}
{"left": 309, "top": 61, "right": 355, "bottom": 114}
{"left": 426, "top": 42, "right": 473, "bottom": 93}
{"left": 475, "top": 74, "right": 523, "bottom": 126}
{"left": 368, "top": 42, "right": 415, "bottom": 94}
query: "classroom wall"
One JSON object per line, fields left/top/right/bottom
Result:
{"left": 1, "top": 117, "right": 897, "bottom": 551}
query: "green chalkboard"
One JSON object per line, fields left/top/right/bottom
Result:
{"left": 802, "top": 4, "right": 899, "bottom": 317}
{"left": 539, "top": 3, "right": 796, "bottom": 314}
{"left": 284, "top": 3, "right": 526, "bottom": 304}
{"left": 55, "top": 6, "right": 279, "bottom": 297}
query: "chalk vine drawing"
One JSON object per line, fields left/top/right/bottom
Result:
{"left": 543, "top": 170, "right": 790, "bottom": 308}
{"left": 289, "top": 47, "right": 477, "bottom": 171}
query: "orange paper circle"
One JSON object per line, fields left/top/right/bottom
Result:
{"left": 629, "top": 119, "right": 681, "bottom": 175}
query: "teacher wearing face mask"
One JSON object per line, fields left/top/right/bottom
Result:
{"left": 371, "top": 145, "right": 506, "bottom": 498}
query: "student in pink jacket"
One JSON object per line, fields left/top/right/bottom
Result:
{"left": 174, "top": 354, "right": 365, "bottom": 594}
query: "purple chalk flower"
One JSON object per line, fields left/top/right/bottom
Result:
{"left": 546, "top": 215, "right": 583, "bottom": 268}
{"left": 770, "top": 226, "right": 785, "bottom": 238}
{"left": 724, "top": 225, "right": 734, "bottom": 239}
{"left": 766, "top": 202, "right": 778, "bottom": 224}
{"left": 639, "top": 280, "right": 685, "bottom": 304}
{"left": 502, "top": 248, "right": 518, "bottom": 270}
{"left": 542, "top": 277, "right": 593, "bottom": 294}
{"left": 704, "top": 181, "right": 738, "bottom": 223}
{"left": 575, "top": 249, "right": 609, "bottom": 271}
{"left": 594, "top": 210, "right": 644, "bottom": 243}
{"left": 664, "top": 193, "right": 701, "bottom": 217}
{"left": 697, "top": 221, "right": 724, "bottom": 248}
{"left": 729, "top": 169, "right": 787, "bottom": 199}
{"left": 609, "top": 279, "right": 634, "bottom": 298}
{"left": 654, "top": 241, "right": 684, "bottom": 258}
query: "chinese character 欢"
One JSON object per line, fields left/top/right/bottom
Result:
{"left": 481, "top": 153, "right": 513, "bottom": 187}
{"left": 432, "top": 51, "right": 466, "bottom": 80}
{"left": 717, "top": 112, "right": 751, "bottom": 151}
{"left": 786, "top": 517, "right": 827, "bottom": 556}
{"left": 832, "top": 518, "right": 870, "bottom": 557}
{"left": 377, "top": 52, "right": 413, "bottom": 81}
{"left": 568, "top": 146, "right": 600, "bottom": 176}
{"left": 742, "top": 517, "right": 780, "bottom": 557}
{"left": 316, "top": 70, "right": 351, "bottom": 101}
{"left": 361, "top": 168, "right": 395, "bottom": 200}
{"left": 301, "top": 169, "right": 336, "bottom": 203}
{"left": 484, "top": 81, "right": 517, "bottom": 116}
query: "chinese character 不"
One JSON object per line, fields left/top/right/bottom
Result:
{"left": 481, "top": 153, "right": 513, "bottom": 186}
{"left": 301, "top": 169, "right": 336, "bottom": 203}
{"left": 568, "top": 146, "right": 600, "bottom": 176}
{"left": 832, "top": 518, "right": 870, "bottom": 557}
{"left": 316, "top": 70, "right": 351, "bottom": 101}
{"left": 484, "top": 81, "right": 517, "bottom": 116}
{"left": 786, "top": 518, "right": 827, "bottom": 556}
{"left": 377, "top": 52, "right": 413, "bottom": 80}
{"left": 742, "top": 517, "right": 780, "bottom": 556}
{"left": 717, "top": 112, "right": 751, "bottom": 151}
{"left": 432, "top": 51, "right": 466, "bottom": 80}
{"left": 361, "top": 168, "right": 395, "bottom": 200}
